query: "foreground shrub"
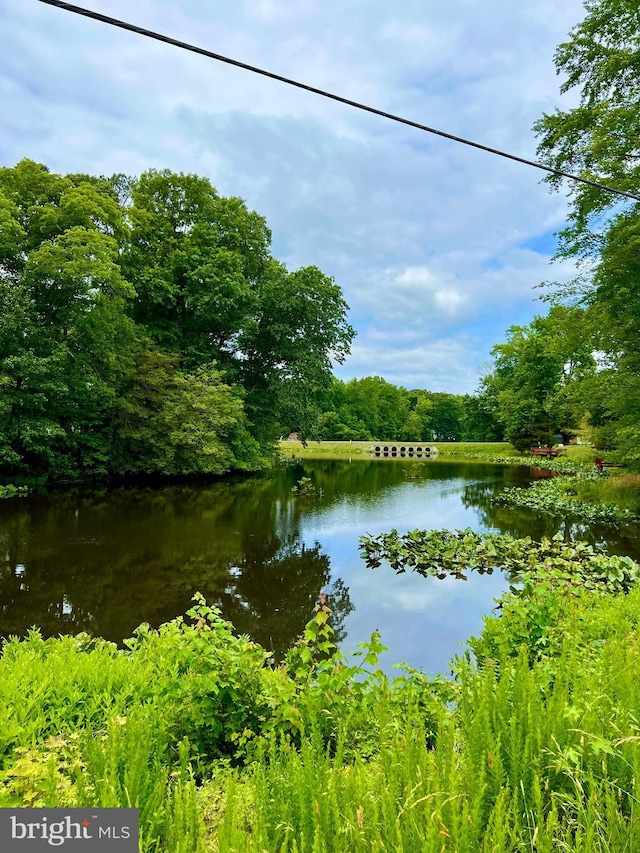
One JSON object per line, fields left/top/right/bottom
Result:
{"left": 216, "top": 581, "right": 640, "bottom": 851}
{"left": 0, "top": 631, "right": 151, "bottom": 771}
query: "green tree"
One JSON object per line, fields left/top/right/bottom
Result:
{"left": 534, "top": 0, "right": 640, "bottom": 465}
{"left": 534, "top": 0, "right": 640, "bottom": 258}
{"left": 460, "top": 389, "right": 503, "bottom": 441}
{"left": 0, "top": 194, "right": 26, "bottom": 274}
{"left": 316, "top": 411, "right": 368, "bottom": 440}
{"left": 0, "top": 163, "right": 137, "bottom": 479}
{"left": 238, "top": 262, "right": 355, "bottom": 441}
{"left": 487, "top": 307, "right": 595, "bottom": 450}
{"left": 0, "top": 160, "right": 354, "bottom": 480}
{"left": 122, "top": 170, "right": 354, "bottom": 446}
{"left": 340, "top": 377, "right": 410, "bottom": 439}
{"left": 111, "top": 346, "right": 262, "bottom": 475}
{"left": 124, "top": 169, "right": 270, "bottom": 366}
{"left": 412, "top": 391, "right": 465, "bottom": 441}
{"left": 399, "top": 411, "right": 423, "bottom": 442}
{"left": 577, "top": 214, "right": 640, "bottom": 461}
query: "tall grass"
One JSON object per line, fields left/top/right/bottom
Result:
{"left": 213, "top": 583, "right": 640, "bottom": 852}
{"left": 575, "top": 472, "right": 640, "bottom": 513}
{"left": 0, "top": 633, "right": 205, "bottom": 850}
{"left": 0, "top": 631, "right": 153, "bottom": 771}
{"left": 216, "top": 634, "right": 640, "bottom": 851}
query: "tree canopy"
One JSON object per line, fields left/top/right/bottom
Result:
{"left": 530, "top": 0, "right": 640, "bottom": 464}
{"left": 0, "top": 160, "right": 354, "bottom": 482}
{"left": 314, "top": 377, "right": 499, "bottom": 443}
{"left": 481, "top": 307, "right": 595, "bottom": 450}
{"left": 534, "top": 0, "right": 640, "bottom": 258}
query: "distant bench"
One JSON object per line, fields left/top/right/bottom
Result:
{"left": 529, "top": 447, "right": 561, "bottom": 458}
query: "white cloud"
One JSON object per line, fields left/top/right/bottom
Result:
{"left": 339, "top": 336, "right": 484, "bottom": 393}
{"left": 0, "top": 0, "right": 589, "bottom": 392}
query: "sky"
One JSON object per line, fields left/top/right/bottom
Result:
{"left": 0, "top": 0, "right": 588, "bottom": 394}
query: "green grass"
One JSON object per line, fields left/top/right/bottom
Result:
{"left": 574, "top": 472, "right": 640, "bottom": 514}
{"left": 279, "top": 440, "right": 516, "bottom": 458}
{"left": 279, "top": 440, "right": 599, "bottom": 465}
{"left": 280, "top": 439, "right": 378, "bottom": 457}
{"left": 434, "top": 440, "right": 518, "bottom": 456}
{"left": 214, "top": 593, "right": 640, "bottom": 851}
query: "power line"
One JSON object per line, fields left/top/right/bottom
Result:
{"left": 35, "top": 0, "right": 640, "bottom": 204}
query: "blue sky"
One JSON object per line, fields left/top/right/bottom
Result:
{"left": 0, "top": 0, "right": 587, "bottom": 393}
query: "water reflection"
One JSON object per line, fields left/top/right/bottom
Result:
{"left": 0, "top": 473, "right": 352, "bottom": 655}
{"left": 461, "top": 470, "right": 639, "bottom": 550}
{"left": 1, "top": 458, "right": 639, "bottom": 674}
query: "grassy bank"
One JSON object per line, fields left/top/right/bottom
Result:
{"left": 573, "top": 472, "right": 640, "bottom": 514}
{"left": 279, "top": 439, "right": 517, "bottom": 459}
{"left": 279, "top": 439, "right": 597, "bottom": 464}
{"left": 3, "top": 538, "right": 640, "bottom": 850}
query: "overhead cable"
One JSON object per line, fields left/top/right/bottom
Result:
{"left": 35, "top": 0, "right": 640, "bottom": 204}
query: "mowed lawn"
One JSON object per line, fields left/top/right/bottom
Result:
{"left": 279, "top": 440, "right": 518, "bottom": 457}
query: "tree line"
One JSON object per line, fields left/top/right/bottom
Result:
{"left": 313, "top": 377, "right": 501, "bottom": 442}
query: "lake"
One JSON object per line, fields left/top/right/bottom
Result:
{"left": 1, "top": 457, "right": 639, "bottom": 674}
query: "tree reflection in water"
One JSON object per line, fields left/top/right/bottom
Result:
{"left": 0, "top": 473, "right": 353, "bottom": 655}
{"left": 461, "top": 469, "right": 640, "bottom": 563}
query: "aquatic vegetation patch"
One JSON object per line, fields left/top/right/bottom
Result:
{"left": 0, "top": 484, "right": 29, "bottom": 499}
{"left": 491, "top": 475, "right": 637, "bottom": 522}
{"left": 440, "top": 447, "right": 591, "bottom": 474}
{"left": 291, "top": 476, "right": 323, "bottom": 496}
{"left": 360, "top": 527, "right": 640, "bottom": 594}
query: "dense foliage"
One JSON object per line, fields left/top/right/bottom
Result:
{"left": 314, "top": 376, "right": 503, "bottom": 442}
{"left": 480, "top": 306, "right": 596, "bottom": 450}
{"left": 0, "top": 160, "right": 354, "bottom": 482}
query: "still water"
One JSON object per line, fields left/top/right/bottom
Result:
{"left": 1, "top": 458, "right": 639, "bottom": 674}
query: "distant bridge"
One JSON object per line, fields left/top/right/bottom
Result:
{"left": 369, "top": 444, "right": 437, "bottom": 458}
